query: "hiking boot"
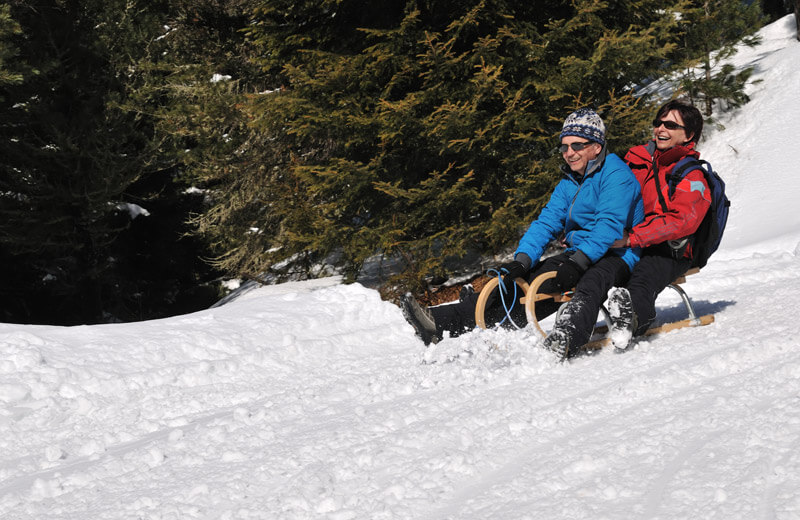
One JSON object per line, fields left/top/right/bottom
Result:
{"left": 401, "top": 293, "right": 440, "bottom": 345}
{"left": 607, "top": 287, "right": 637, "bottom": 352}
{"left": 458, "top": 284, "right": 475, "bottom": 303}
{"left": 542, "top": 327, "right": 571, "bottom": 361}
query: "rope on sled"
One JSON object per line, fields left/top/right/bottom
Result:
{"left": 485, "top": 268, "right": 523, "bottom": 330}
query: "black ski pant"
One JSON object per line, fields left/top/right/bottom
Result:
{"left": 626, "top": 248, "right": 692, "bottom": 336}
{"left": 430, "top": 252, "right": 630, "bottom": 351}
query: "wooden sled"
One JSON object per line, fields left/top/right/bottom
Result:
{"left": 475, "top": 267, "right": 714, "bottom": 350}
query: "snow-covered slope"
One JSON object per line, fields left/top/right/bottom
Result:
{"left": 2, "top": 15, "right": 799, "bottom": 520}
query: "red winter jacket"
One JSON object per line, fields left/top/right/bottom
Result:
{"left": 624, "top": 141, "right": 711, "bottom": 258}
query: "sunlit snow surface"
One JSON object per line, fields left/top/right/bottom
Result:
{"left": 2, "top": 15, "right": 800, "bottom": 520}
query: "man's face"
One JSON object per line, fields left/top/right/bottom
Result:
{"left": 560, "top": 136, "right": 601, "bottom": 175}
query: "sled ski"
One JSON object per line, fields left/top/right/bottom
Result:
{"left": 475, "top": 267, "right": 714, "bottom": 351}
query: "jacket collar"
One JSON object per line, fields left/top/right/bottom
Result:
{"left": 649, "top": 140, "right": 700, "bottom": 168}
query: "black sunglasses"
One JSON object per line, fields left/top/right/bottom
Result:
{"left": 652, "top": 119, "right": 685, "bottom": 130}
{"left": 558, "top": 141, "right": 595, "bottom": 153}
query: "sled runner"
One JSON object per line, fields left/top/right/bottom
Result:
{"left": 474, "top": 267, "right": 714, "bottom": 350}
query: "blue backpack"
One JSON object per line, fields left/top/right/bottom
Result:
{"left": 663, "top": 157, "right": 730, "bottom": 268}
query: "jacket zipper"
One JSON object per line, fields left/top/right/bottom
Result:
{"left": 566, "top": 174, "right": 583, "bottom": 237}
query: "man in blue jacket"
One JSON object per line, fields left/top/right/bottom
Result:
{"left": 403, "top": 109, "right": 644, "bottom": 360}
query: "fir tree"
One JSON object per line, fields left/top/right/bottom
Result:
{"left": 0, "top": 0, "right": 225, "bottom": 324}
{"left": 121, "top": 0, "right": 287, "bottom": 284}
{"left": 0, "top": 0, "right": 144, "bottom": 322}
{"left": 226, "top": 0, "right": 689, "bottom": 295}
{"left": 676, "top": 0, "right": 765, "bottom": 119}
{"left": 0, "top": 4, "right": 23, "bottom": 88}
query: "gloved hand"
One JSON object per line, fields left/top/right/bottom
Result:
{"left": 497, "top": 260, "right": 527, "bottom": 287}
{"left": 553, "top": 258, "right": 584, "bottom": 291}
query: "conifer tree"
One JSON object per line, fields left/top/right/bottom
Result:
{"left": 676, "top": 0, "right": 765, "bottom": 118}
{"left": 0, "top": 1, "right": 142, "bottom": 322}
{"left": 0, "top": 0, "right": 225, "bottom": 323}
{"left": 121, "top": 0, "right": 281, "bottom": 283}
{"left": 222, "top": 0, "right": 690, "bottom": 295}
{"left": 0, "top": 5, "right": 23, "bottom": 88}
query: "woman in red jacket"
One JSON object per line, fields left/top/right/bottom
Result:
{"left": 608, "top": 100, "right": 712, "bottom": 350}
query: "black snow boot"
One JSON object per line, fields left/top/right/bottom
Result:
{"left": 458, "top": 284, "right": 475, "bottom": 303}
{"left": 401, "top": 293, "right": 440, "bottom": 345}
{"left": 542, "top": 297, "right": 585, "bottom": 361}
{"left": 542, "top": 326, "right": 571, "bottom": 361}
{"left": 607, "top": 287, "right": 637, "bottom": 352}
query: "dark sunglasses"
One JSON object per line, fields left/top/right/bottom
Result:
{"left": 652, "top": 119, "right": 685, "bottom": 130}
{"left": 558, "top": 141, "right": 595, "bottom": 153}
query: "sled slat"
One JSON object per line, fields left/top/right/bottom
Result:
{"left": 583, "top": 337, "right": 612, "bottom": 350}
{"left": 642, "top": 313, "right": 715, "bottom": 335}
{"left": 582, "top": 313, "right": 715, "bottom": 351}
{"left": 533, "top": 292, "right": 572, "bottom": 303}
{"left": 672, "top": 267, "right": 701, "bottom": 285}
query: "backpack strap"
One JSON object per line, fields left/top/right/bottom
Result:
{"left": 667, "top": 158, "right": 707, "bottom": 198}
{"left": 653, "top": 156, "right": 706, "bottom": 213}
{"left": 653, "top": 155, "right": 669, "bottom": 212}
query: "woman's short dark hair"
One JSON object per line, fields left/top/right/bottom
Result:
{"left": 655, "top": 99, "right": 703, "bottom": 144}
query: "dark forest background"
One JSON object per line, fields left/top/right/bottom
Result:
{"left": 0, "top": 0, "right": 794, "bottom": 325}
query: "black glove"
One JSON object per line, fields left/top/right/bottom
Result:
{"left": 553, "top": 259, "right": 584, "bottom": 291}
{"left": 497, "top": 260, "right": 527, "bottom": 287}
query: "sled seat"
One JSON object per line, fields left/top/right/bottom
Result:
{"left": 474, "top": 267, "right": 714, "bottom": 347}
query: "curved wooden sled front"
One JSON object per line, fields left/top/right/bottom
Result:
{"left": 523, "top": 271, "right": 573, "bottom": 338}
{"left": 474, "top": 276, "right": 529, "bottom": 329}
{"left": 473, "top": 272, "right": 567, "bottom": 335}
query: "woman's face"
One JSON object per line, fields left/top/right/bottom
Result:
{"left": 653, "top": 109, "right": 692, "bottom": 150}
{"left": 560, "top": 135, "right": 601, "bottom": 176}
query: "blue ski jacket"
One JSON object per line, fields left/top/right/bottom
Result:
{"left": 514, "top": 149, "right": 644, "bottom": 271}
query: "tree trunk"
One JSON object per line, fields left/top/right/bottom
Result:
{"left": 795, "top": 0, "right": 800, "bottom": 41}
